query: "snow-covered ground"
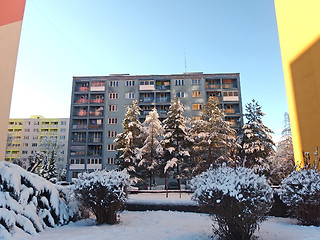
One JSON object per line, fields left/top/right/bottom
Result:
{"left": 15, "top": 211, "right": 320, "bottom": 240}
{"left": 127, "top": 192, "right": 196, "bottom": 205}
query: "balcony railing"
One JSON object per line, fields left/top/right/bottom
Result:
{"left": 208, "top": 96, "right": 221, "bottom": 102}
{"left": 88, "top": 138, "right": 102, "bottom": 143}
{"left": 225, "top": 109, "right": 239, "bottom": 114}
{"left": 77, "top": 86, "right": 89, "bottom": 92}
{"left": 72, "top": 124, "right": 87, "bottom": 129}
{"left": 74, "top": 111, "right": 87, "bottom": 117}
{"left": 141, "top": 110, "right": 152, "bottom": 115}
{"left": 158, "top": 110, "right": 168, "bottom": 115}
{"left": 71, "top": 138, "right": 86, "bottom": 143}
{"left": 155, "top": 85, "right": 170, "bottom": 90}
{"left": 88, "top": 124, "right": 103, "bottom": 129}
{"left": 223, "top": 83, "right": 237, "bottom": 89}
{"left": 139, "top": 97, "right": 154, "bottom": 103}
{"left": 156, "top": 97, "right": 170, "bottom": 103}
{"left": 90, "top": 99, "right": 104, "bottom": 104}
{"left": 70, "top": 151, "right": 85, "bottom": 156}
{"left": 75, "top": 99, "right": 88, "bottom": 104}
{"left": 206, "top": 84, "right": 221, "bottom": 89}
{"left": 89, "top": 111, "right": 104, "bottom": 116}
{"left": 88, "top": 150, "right": 102, "bottom": 156}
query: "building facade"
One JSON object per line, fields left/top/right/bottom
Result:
{"left": 67, "top": 72, "right": 243, "bottom": 180}
{"left": 5, "top": 116, "right": 69, "bottom": 172}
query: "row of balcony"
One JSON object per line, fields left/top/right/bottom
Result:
{"left": 74, "top": 98, "right": 104, "bottom": 104}
{"left": 71, "top": 138, "right": 102, "bottom": 143}
{"left": 73, "top": 111, "right": 104, "bottom": 117}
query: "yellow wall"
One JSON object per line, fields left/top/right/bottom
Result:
{"left": 275, "top": 0, "right": 320, "bottom": 168}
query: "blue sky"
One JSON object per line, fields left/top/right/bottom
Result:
{"left": 10, "top": 0, "right": 287, "bottom": 141}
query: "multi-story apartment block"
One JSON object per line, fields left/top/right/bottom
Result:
{"left": 67, "top": 72, "right": 243, "bottom": 180}
{"left": 5, "top": 116, "right": 69, "bottom": 172}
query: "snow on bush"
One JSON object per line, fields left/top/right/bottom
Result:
{"left": 0, "top": 161, "right": 75, "bottom": 238}
{"left": 279, "top": 169, "right": 320, "bottom": 226}
{"left": 74, "top": 170, "right": 130, "bottom": 225}
{"left": 191, "top": 166, "right": 273, "bottom": 240}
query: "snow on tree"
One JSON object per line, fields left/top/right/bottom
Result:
{"left": 26, "top": 151, "right": 46, "bottom": 173}
{"left": 279, "top": 169, "right": 320, "bottom": 226}
{"left": 162, "top": 97, "right": 193, "bottom": 182}
{"left": 240, "top": 99, "right": 275, "bottom": 168}
{"left": 74, "top": 170, "right": 130, "bottom": 225}
{"left": 39, "top": 136, "right": 64, "bottom": 179}
{"left": 191, "top": 97, "right": 240, "bottom": 174}
{"left": 0, "top": 161, "right": 75, "bottom": 238}
{"left": 191, "top": 166, "right": 273, "bottom": 240}
{"left": 114, "top": 101, "right": 142, "bottom": 177}
{"left": 136, "top": 108, "right": 164, "bottom": 189}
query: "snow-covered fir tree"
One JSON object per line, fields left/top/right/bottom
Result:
{"left": 39, "top": 136, "right": 64, "bottom": 179}
{"left": 114, "top": 101, "right": 142, "bottom": 177}
{"left": 136, "top": 108, "right": 164, "bottom": 189}
{"left": 191, "top": 97, "right": 239, "bottom": 173}
{"left": 240, "top": 99, "right": 275, "bottom": 168}
{"left": 26, "top": 151, "right": 45, "bottom": 173}
{"left": 162, "top": 97, "right": 193, "bottom": 182}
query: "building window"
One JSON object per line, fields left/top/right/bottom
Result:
{"left": 33, "top": 129, "right": 39, "bottom": 132}
{"left": 192, "top": 91, "right": 202, "bottom": 98}
{"left": 34, "top": 121, "right": 39, "bottom": 125}
{"left": 107, "top": 144, "right": 116, "bottom": 151}
{"left": 33, "top": 136, "right": 38, "bottom": 140}
{"left": 109, "top": 81, "right": 119, "bottom": 87}
{"left": 176, "top": 92, "right": 185, "bottom": 98}
{"left": 109, "top": 105, "right": 118, "bottom": 112}
{"left": 175, "top": 79, "right": 184, "bottom": 86}
{"left": 192, "top": 104, "right": 202, "bottom": 110}
{"left": 140, "top": 80, "right": 154, "bottom": 85}
{"left": 223, "top": 91, "right": 238, "bottom": 97}
{"left": 23, "top": 136, "right": 29, "bottom": 140}
{"left": 25, "top": 129, "right": 30, "bottom": 132}
{"left": 22, "top": 143, "right": 28, "bottom": 147}
{"left": 192, "top": 79, "right": 201, "bottom": 85}
{"left": 60, "top": 135, "right": 66, "bottom": 140}
{"left": 193, "top": 116, "right": 201, "bottom": 121}
{"left": 60, "top": 128, "right": 66, "bottom": 132}
{"left": 107, "top": 158, "right": 115, "bottom": 164}
{"left": 22, "top": 150, "right": 28, "bottom": 154}
{"left": 32, "top": 143, "right": 37, "bottom": 147}
{"left": 109, "top": 93, "right": 118, "bottom": 99}
{"left": 125, "top": 80, "right": 135, "bottom": 86}
{"left": 61, "top": 121, "right": 66, "bottom": 125}
{"left": 108, "top": 131, "right": 117, "bottom": 138}
{"left": 125, "top": 92, "right": 135, "bottom": 99}
{"left": 108, "top": 118, "right": 118, "bottom": 124}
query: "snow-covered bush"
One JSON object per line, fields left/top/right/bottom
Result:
{"left": 191, "top": 166, "right": 273, "bottom": 240}
{"left": 0, "top": 161, "right": 75, "bottom": 238}
{"left": 74, "top": 170, "right": 130, "bottom": 225}
{"left": 279, "top": 169, "right": 320, "bottom": 226}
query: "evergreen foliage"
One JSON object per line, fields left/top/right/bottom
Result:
{"left": 240, "top": 99, "right": 275, "bottom": 168}
{"left": 162, "top": 97, "right": 193, "bottom": 181}
{"left": 191, "top": 97, "right": 239, "bottom": 173}
{"left": 114, "top": 101, "right": 142, "bottom": 177}
{"left": 136, "top": 108, "right": 164, "bottom": 189}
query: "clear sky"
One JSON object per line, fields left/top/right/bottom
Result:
{"left": 10, "top": 0, "right": 287, "bottom": 141}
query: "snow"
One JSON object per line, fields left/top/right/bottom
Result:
{"left": 13, "top": 211, "right": 320, "bottom": 240}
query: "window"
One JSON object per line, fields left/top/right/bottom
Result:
{"left": 60, "top": 135, "right": 66, "bottom": 140}
{"left": 109, "top": 93, "right": 118, "bottom": 99}
{"left": 25, "top": 129, "right": 30, "bottom": 132}
{"left": 192, "top": 104, "right": 202, "bottom": 110}
{"left": 108, "top": 118, "right": 118, "bottom": 124}
{"left": 176, "top": 92, "right": 185, "bottom": 98}
{"left": 109, "top": 105, "right": 118, "bottom": 112}
{"left": 32, "top": 143, "right": 37, "bottom": 147}
{"left": 60, "top": 128, "right": 66, "bottom": 132}
{"left": 125, "top": 92, "right": 135, "bottom": 99}
{"left": 23, "top": 136, "right": 29, "bottom": 140}
{"left": 193, "top": 116, "right": 201, "bottom": 121}
{"left": 34, "top": 121, "right": 39, "bottom": 125}
{"left": 107, "top": 158, "right": 115, "bottom": 164}
{"left": 107, "top": 144, "right": 116, "bottom": 151}
{"left": 140, "top": 80, "right": 154, "bottom": 85}
{"left": 33, "top": 136, "right": 38, "bottom": 140}
{"left": 22, "top": 150, "right": 28, "bottom": 154}
{"left": 87, "top": 158, "right": 102, "bottom": 164}
{"left": 175, "top": 79, "right": 184, "bottom": 86}
{"left": 109, "top": 81, "right": 119, "bottom": 87}
{"left": 33, "top": 129, "right": 39, "bottom": 132}
{"left": 108, "top": 131, "right": 117, "bottom": 138}
{"left": 125, "top": 80, "right": 135, "bottom": 86}
{"left": 61, "top": 121, "right": 66, "bottom": 125}
{"left": 22, "top": 143, "right": 28, "bottom": 147}
{"left": 26, "top": 121, "right": 31, "bottom": 125}
{"left": 192, "top": 91, "right": 202, "bottom": 98}
{"left": 223, "top": 91, "right": 238, "bottom": 96}
{"left": 192, "top": 79, "right": 201, "bottom": 85}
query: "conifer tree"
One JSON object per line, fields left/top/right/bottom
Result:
{"left": 114, "top": 101, "right": 142, "bottom": 177}
{"left": 162, "top": 97, "right": 193, "bottom": 183}
{"left": 136, "top": 108, "right": 164, "bottom": 189}
{"left": 191, "top": 97, "right": 239, "bottom": 173}
{"left": 240, "top": 99, "right": 275, "bottom": 168}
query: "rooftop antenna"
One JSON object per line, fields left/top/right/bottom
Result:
{"left": 184, "top": 50, "right": 187, "bottom": 73}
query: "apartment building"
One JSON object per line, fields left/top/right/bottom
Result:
{"left": 67, "top": 72, "right": 243, "bottom": 180}
{"left": 5, "top": 116, "right": 69, "bottom": 171}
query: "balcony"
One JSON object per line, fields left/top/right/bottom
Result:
{"left": 75, "top": 98, "right": 88, "bottom": 104}
{"left": 88, "top": 150, "right": 102, "bottom": 156}
{"left": 90, "top": 86, "right": 105, "bottom": 92}
{"left": 78, "top": 86, "right": 89, "bottom": 92}
{"left": 156, "top": 97, "right": 170, "bottom": 103}
{"left": 74, "top": 110, "right": 87, "bottom": 117}
{"left": 88, "top": 138, "right": 102, "bottom": 143}
{"left": 70, "top": 151, "right": 85, "bottom": 156}
{"left": 88, "top": 124, "right": 103, "bottom": 130}
{"left": 72, "top": 124, "right": 87, "bottom": 130}
{"left": 141, "top": 110, "right": 152, "bottom": 115}
{"left": 206, "top": 84, "right": 221, "bottom": 89}
{"left": 90, "top": 98, "right": 104, "bottom": 104}
{"left": 71, "top": 138, "right": 86, "bottom": 143}
{"left": 89, "top": 111, "right": 104, "bottom": 117}
{"left": 155, "top": 80, "right": 170, "bottom": 90}
{"left": 139, "top": 97, "right": 154, "bottom": 103}
{"left": 158, "top": 110, "right": 168, "bottom": 115}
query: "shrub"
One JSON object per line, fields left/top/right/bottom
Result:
{"left": 191, "top": 166, "right": 273, "bottom": 240}
{"left": 279, "top": 169, "right": 320, "bottom": 226}
{"left": 74, "top": 170, "right": 130, "bottom": 225}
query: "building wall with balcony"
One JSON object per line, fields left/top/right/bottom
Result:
{"left": 66, "top": 73, "right": 242, "bottom": 180}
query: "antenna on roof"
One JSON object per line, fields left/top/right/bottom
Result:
{"left": 184, "top": 50, "right": 187, "bottom": 73}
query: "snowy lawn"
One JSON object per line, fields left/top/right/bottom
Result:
{"left": 14, "top": 211, "right": 320, "bottom": 240}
